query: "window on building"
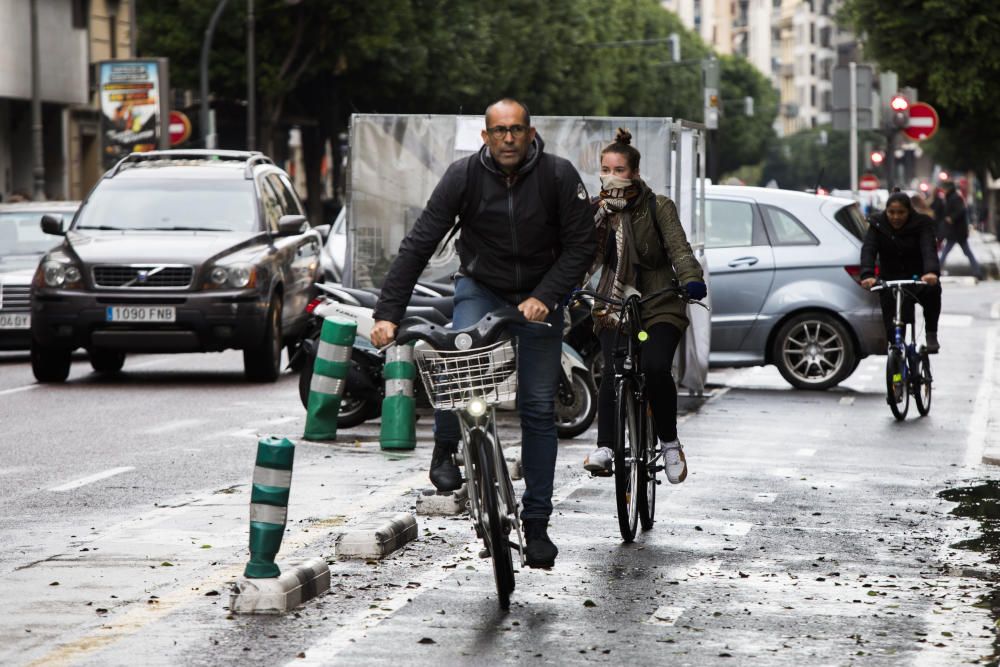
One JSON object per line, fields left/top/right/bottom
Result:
{"left": 811, "top": 86, "right": 817, "bottom": 107}
{"left": 810, "top": 54, "right": 816, "bottom": 76}
{"left": 71, "top": 0, "right": 89, "bottom": 29}
{"left": 810, "top": 23, "right": 816, "bottom": 44}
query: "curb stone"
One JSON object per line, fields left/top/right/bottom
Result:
{"left": 230, "top": 557, "right": 330, "bottom": 614}
{"left": 334, "top": 512, "right": 418, "bottom": 559}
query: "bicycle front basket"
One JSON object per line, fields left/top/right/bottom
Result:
{"left": 413, "top": 339, "right": 517, "bottom": 410}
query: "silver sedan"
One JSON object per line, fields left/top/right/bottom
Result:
{"left": 704, "top": 185, "right": 885, "bottom": 389}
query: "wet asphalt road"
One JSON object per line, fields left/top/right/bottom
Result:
{"left": 1, "top": 278, "right": 999, "bottom": 666}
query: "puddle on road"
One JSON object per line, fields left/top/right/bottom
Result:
{"left": 938, "top": 480, "right": 1000, "bottom": 665}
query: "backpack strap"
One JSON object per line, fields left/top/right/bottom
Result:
{"left": 647, "top": 191, "right": 670, "bottom": 264}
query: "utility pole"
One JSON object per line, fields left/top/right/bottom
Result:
{"left": 30, "top": 0, "right": 46, "bottom": 201}
{"left": 246, "top": 0, "right": 256, "bottom": 151}
{"left": 702, "top": 57, "right": 720, "bottom": 183}
{"left": 200, "top": 0, "right": 229, "bottom": 149}
{"left": 849, "top": 62, "right": 858, "bottom": 197}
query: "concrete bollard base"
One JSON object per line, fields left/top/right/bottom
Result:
{"left": 230, "top": 557, "right": 330, "bottom": 614}
{"left": 416, "top": 485, "right": 469, "bottom": 516}
{"left": 335, "top": 512, "right": 418, "bottom": 559}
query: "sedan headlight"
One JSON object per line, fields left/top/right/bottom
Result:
{"left": 205, "top": 262, "right": 256, "bottom": 289}
{"left": 35, "top": 259, "right": 83, "bottom": 289}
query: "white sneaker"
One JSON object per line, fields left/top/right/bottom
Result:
{"left": 661, "top": 439, "right": 687, "bottom": 484}
{"left": 583, "top": 446, "right": 613, "bottom": 476}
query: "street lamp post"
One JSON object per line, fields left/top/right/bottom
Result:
{"left": 30, "top": 0, "right": 46, "bottom": 201}
{"left": 200, "top": 0, "right": 229, "bottom": 149}
{"left": 246, "top": 0, "right": 255, "bottom": 151}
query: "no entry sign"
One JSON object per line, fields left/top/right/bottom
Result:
{"left": 859, "top": 174, "right": 879, "bottom": 191}
{"left": 903, "top": 102, "right": 939, "bottom": 141}
{"left": 168, "top": 110, "right": 192, "bottom": 146}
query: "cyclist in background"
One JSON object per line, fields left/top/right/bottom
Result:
{"left": 860, "top": 191, "right": 941, "bottom": 352}
{"left": 582, "top": 128, "right": 706, "bottom": 484}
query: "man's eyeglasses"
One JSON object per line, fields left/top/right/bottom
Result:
{"left": 486, "top": 125, "right": 529, "bottom": 140}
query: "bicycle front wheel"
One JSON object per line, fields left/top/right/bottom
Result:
{"left": 886, "top": 350, "right": 909, "bottom": 421}
{"left": 638, "top": 402, "right": 656, "bottom": 531}
{"left": 913, "top": 351, "right": 932, "bottom": 416}
{"left": 615, "top": 378, "right": 640, "bottom": 542}
{"left": 472, "top": 430, "right": 514, "bottom": 609}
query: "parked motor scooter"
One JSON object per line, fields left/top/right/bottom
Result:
{"left": 295, "top": 283, "right": 597, "bottom": 438}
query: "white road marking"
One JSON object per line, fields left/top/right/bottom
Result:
{"left": 771, "top": 467, "right": 798, "bottom": 477}
{"left": 965, "top": 325, "right": 1000, "bottom": 468}
{"left": 127, "top": 358, "right": 172, "bottom": 369}
{"left": 721, "top": 521, "right": 753, "bottom": 536}
{"left": 795, "top": 448, "right": 816, "bottom": 457}
{"left": 646, "top": 605, "right": 685, "bottom": 626}
{"left": 0, "top": 385, "right": 36, "bottom": 397}
{"left": 807, "top": 428, "right": 830, "bottom": 438}
{"left": 991, "top": 302, "right": 1000, "bottom": 320}
{"left": 855, "top": 374, "right": 872, "bottom": 382}
{"left": 49, "top": 467, "right": 135, "bottom": 492}
{"left": 939, "top": 313, "right": 974, "bottom": 328}
{"left": 753, "top": 492, "right": 777, "bottom": 503}
{"left": 141, "top": 418, "right": 205, "bottom": 435}
{"left": 839, "top": 396, "right": 855, "bottom": 405}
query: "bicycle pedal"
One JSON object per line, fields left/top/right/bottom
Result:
{"left": 650, "top": 464, "right": 664, "bottom": 474}
{"left": 509, "top": 542, "right": 523, "bottom": 554}
{"left": 589, "top": 469, "right": 613, "bottom": 478}
{"left": 478, "top": 547, "right": 490, "bottom": 559}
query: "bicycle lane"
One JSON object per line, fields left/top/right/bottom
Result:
{"left": 276, "top": 309, "right": 998, "bottom": 665}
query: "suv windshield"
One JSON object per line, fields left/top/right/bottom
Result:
{"left": 75, "top": 178, "right": 256, "bottom": 232}
{"left": 0, "top": 212, "right": 67, "bottom": 256}
{"left": 833, "top": 203, "right": 869, "bottom": 241}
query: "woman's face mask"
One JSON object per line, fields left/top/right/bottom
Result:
{"left": 600, "top": 174, "right": 633, "bottom": 191}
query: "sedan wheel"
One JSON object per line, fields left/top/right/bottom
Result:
{"left": 772, "top": 312, "right": 856, "bottom": 390}
{"left": 244, "top": 299, "right": 283, "bottom": 382}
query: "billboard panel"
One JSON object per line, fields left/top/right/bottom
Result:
{"left": 98, "top": 59, "right": 170, "bottom": 169}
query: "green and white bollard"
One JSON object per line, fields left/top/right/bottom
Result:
{"left": 379, "top": 342, "right": 416, "bottom": 450}
{"left": 304, "top": 317, "right": 356, "bottom": 441}
{"left": 244, "top": 436, "right": 295, "bottom": 579}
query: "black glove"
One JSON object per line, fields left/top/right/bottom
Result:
{"left": 684, "top": 281, "right": 707, "bottom": 301}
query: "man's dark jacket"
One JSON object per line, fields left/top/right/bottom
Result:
{"left": 373, "top": 136, "right": 595, "bottom": 323}
{"left": 860, "top": 211, "right": 940, "bottom": 281}
{"left": 944, "top": 190, "right": 969, "bottom": 241}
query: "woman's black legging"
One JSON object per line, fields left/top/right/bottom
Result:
{"left": 596, "top": 322, "right": 683, "bottom": 447}
{"left": 878, "top": 283, "right": 942, "bottom": 339}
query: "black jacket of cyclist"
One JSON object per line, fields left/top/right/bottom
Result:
{"left": 860, "top": 191, "right": 942, "bottom": 352}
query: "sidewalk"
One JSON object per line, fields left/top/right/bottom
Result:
{"left": 940, "top": 229, "right": 1000, "bottom": 279}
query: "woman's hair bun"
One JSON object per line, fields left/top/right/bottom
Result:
{"left": 614, "top": 128, "right": 632, "bottom": 145}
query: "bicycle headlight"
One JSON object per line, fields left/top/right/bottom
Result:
{"left": 467, "top": 397, "right": 488, "bottom": 418}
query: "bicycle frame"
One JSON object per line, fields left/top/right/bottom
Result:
{"left": 872, "top": 279, "right": 932, "bottom": 420}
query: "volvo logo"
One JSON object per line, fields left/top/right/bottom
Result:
{"left": 124, "top": 266, "right": 165, "bottom": 287}
{"left": 136, "top": 270, "right": 150, "bottom": 283}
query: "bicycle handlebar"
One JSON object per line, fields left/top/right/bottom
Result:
{"left": 570, "top": 283, "right": 710, "bottom": 310}
{"left": 869, "top": 279, "right": 928, "bottom": 292}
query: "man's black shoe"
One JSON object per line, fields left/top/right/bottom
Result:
{"left": 429, "top": 440, "right": 462, "bottom": 492}
{"left": 523, "top": 518, "right": 558, "bottom": 568}
{"left": 926, "top": 332, "right": 940, "bottom": 354}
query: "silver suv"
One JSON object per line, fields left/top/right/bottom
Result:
{"left": 704, "top": 185, "right": 885, "bottom": 389}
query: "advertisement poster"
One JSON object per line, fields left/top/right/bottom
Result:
{"left": 99, "top": 59, "right": 169, "bottom": 169}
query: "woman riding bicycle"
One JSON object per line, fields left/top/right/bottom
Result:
{"left": 860, "top": 191, "right": 941, "bottom": 352}
{"left": 582, "top": 128, "right": 706, "bottom": 484}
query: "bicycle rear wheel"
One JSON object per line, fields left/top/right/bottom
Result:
{"left": 638, "top": 402, "right": 656, "bottom": 531}
{"left": 886, "top": 350, "right": 909, "bottom": 421}
{"left": 913, "top": 351, "right": 932, "bottom": 416}
{"left": 615, "top": 378, "right": 640, "bottom": 542}
{"left": 472, "top": 430, "right": 514, "bottom": 609}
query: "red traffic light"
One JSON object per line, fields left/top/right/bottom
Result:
{"left": 890, "top": 95, "right": 909, "bottom": 112}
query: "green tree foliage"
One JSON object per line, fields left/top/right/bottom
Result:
{"left": 717, "top": 55, "right": 778, "bottom": 177}
{"left": 138, "top": 0, "right": 777, "bottom": 188}
{"left": 842, "top": 0, "right": 1000, "bottom": 174}
{"left": 761, "top": 128, "right": 883, "bottom": 191}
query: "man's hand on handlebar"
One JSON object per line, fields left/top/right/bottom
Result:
{"left": 518, "top": 297, "right": 550, "bottom": 322}
{"left": 370, "top": 320, "right": 398, "bottom": 347}
{"left": 920, "top": 273, "right": 939, "bottom": 286}
{"left": 861, "top": 277, "right": 877, "bottom": 290}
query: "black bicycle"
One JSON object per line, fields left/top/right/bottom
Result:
{"left": 570, "top": 283, "right": 708, "bottom": 542}
{"left": 870, "top": 279, "right": 932, "bottom": 421}
{"left": 395, "top": 308, "right": 539, "bottom": 610}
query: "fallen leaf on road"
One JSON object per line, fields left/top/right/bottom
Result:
{"left": 583, "top": 599, "right": 597, "bottom": 608}
{"left": 418, "top": 637, "right": 436, "bottom": 644}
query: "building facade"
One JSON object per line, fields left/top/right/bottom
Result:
{"left": 0, "top": 0, "right": 134, "bottom": 202}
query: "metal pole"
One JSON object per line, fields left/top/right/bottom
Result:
{"left": 30, "top": 0, "right": 46, "bottom": 201}
{"left": 200, "top": 0, "right": 229, "bottom": 149}
{"left": 129, "top": 0, "right": 137, "bottom": 58}
{"left": 849, "top": 61, "right": 858, "bottom": 197}
{"left": 247, "top": 0, "right": 256, "bottom": 151}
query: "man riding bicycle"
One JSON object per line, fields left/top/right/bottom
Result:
{"left": 860, "top": 191, "right": 941, "bottom": 352}
{"left": 371, "top": 98, "right": 595, "bottom": 568}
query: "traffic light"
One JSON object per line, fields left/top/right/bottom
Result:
{"left": 890, "top": 95, "right": 909, "bottom": 128}
{"left": 870, "top": 150, "right": 885, "bottom": 167}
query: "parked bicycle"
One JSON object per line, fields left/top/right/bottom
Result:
{"left": 870, "top": 279, "right": 932, "bottom": 421}
{"left": 570, "top": 283, "right": 709, "bottom": 542}
{"left": 395, "top": 308, "right": 540, "bottom": 609}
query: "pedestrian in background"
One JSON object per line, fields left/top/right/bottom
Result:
{"left": 939, "top": 181, "right": 983, "bottom": 280}
{"left": 581, "top": 128, "right": 706, "bottom": 484}
{"left": 371, "top": 98, "right": 595, "bottom": 569}
{"left": 929, "top": 186, "right": 948, "bottom": 252}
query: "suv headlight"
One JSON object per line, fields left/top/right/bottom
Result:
{"left": 35, "top": 258, "right": 83, "bottom": 289}
{"left": 205, "top": 262, "right": 256, "bottom": 289}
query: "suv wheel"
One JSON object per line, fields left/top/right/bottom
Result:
{"left": 244, "top": 298, "right": 282, "bottom": 382}
{"left": 772, "top": 312, "right": 857, "bottom": 390}
{"left": 31, "top": 341, "right": 72, "bottom": 383}
{"left": 90, "top": 349, "right": 126, "bottom": 374}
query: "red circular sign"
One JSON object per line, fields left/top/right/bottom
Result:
{"left": 859, "top": 174, "right": 880, "bottom": 191}
{"left": 903, "top": 102, "right": 939, "bottom": 141}
{"left": 168, "top": 110, "right": 192, "bottom": 146}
